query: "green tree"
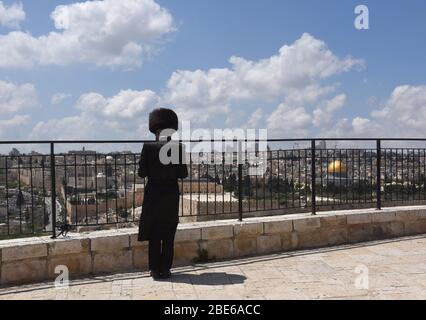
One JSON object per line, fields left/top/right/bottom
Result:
{"left": 16, "top": 191, "right": 25, "bottom": 207}
{"left": 243, "top": 175, "right": 252, "bottom": 197}
{"left": 118, "top": 207, "right": 129, "bottom": 219}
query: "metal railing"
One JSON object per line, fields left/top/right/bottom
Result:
{"left": 1, "top": 138, "right": 426, "bottom": 239}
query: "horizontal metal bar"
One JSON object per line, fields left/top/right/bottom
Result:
{"left": 2, "top": 138, "right": 426, "bottom": 145}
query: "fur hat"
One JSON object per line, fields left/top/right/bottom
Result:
{"left": 149, "top": 108, "right": 179, "bottom": 134}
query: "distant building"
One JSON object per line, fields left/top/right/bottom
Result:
{"left": 19, "top": 168, "right": 51, "bottom": 189}
{"left": 9, "top": 148, "right": 20, "bottom": 157}
{"left": 316, "top": 140, "right": 327, "bottom": 150}
{"left": 318, "top": 160, "right": 352, "bottom": 186}
{"left": 180, "top": 179, "right": 223, "bottom": 194}
{"left": 68, "top": 147, "right": 96, "bottom": 155}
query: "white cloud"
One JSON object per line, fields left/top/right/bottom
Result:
{"left": 0, "top": 0, "right": 174, "bottom": 68}
{"left": 370, "top": 85, "right": 426, "bottom": 136}
{"left": 51, "top": 92, "right": 72, "bottom": 105}
{"left": 312, "top": 94, "right": 346, "bottom": 127}
{"left": 267, "top": 102, "right": 312, "bottom": 137}
{"left": 351, "top": 117, "right": 373, "bottom": 135}
{"left": 247, "top": 108, "right": 263, "bottom": 127}
{"left": 21, "top": 33, "right": 369, "bottom": 141}
{"left": 31, "top": 89, "right": 160, "bottom": 140}
{"left": 76, "top": 89, "right": 159, "bottom": 118}
{"left": 165, "top": 33, "right": 362, "bottom": 129}
{"left": 0, "top": 80, "right": 38, "bottom": 113}
{"left": 318, "top": 85, "right": 426, "bottom": 138}
{"left": 0, "top": 1, "right": 25, "bottom": 28}
{"left": 0, "top": 115, "right": 31, "bottom": 139}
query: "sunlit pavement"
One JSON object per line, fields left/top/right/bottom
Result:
{"left": 1, "top": 235, "right": 425, "bottom": 300}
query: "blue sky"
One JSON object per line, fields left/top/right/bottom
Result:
{"left": 0, "top": 0, "right": 426, "bottom": 145}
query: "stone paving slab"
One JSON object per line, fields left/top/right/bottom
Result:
{"left": 0, "top": 235, "right": 425, "bottom": 300}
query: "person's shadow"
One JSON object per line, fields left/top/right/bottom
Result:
{"left": 166, "top": 272, "right": 246, "bottom": 286}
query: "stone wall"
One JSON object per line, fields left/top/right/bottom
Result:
{"left": 66, "top": 193, "right": 144, "bottom": 224}
{"left": 180, "top": 181, "right": 223, "bottom": 194}
{"left": 180, "top": 197, "right": 281, "bottom": 217}
{"left": 1, "top": 205, "right": 426, "bottom": 287}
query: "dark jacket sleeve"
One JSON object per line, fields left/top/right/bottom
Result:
{"left": 138, "top": 145, "right": 149, "bottom": 178}
{"left": 178, "top": 144, "right": 188, "bottom": 179}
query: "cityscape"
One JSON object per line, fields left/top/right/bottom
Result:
{"left": 2, "top": 141, "right": 426, "bottom": 237}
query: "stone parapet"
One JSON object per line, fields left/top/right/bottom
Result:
{"left": 1, "top": 205, "right": 426, "bottom": 287}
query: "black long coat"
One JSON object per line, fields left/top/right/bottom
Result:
{"left": 137, "top": 141, "right": 188, "bottom": 241}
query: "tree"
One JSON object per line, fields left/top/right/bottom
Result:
{"left": 16, "top": 191, "right": 25, "bottom": 207}
{"left": 243, "top": 175, "right": 252, "bottom": 197}
{"left": 223, "top": 173, "right": 237, "bottom": 193}
{"left": 118, "top": 206, "right": 129, "bottom": 219}
{"left": 222, "top": 175, "right": 228, "bottom": 190}
{"left": 229, "top": 173, "right": 237, "bottom": 193}
{"left": 106, "top": 163, "right": 113, "bottom": 177}
{"left": 267, "top": 175, "right": 273, "bottom": 193}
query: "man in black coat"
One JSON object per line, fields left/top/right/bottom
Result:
{"left": 138, "top": 108, "right": 188, "bottom": 280}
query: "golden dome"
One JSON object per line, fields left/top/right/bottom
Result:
{"left": 328, "top": 160, "right": 347, "bottom": 173}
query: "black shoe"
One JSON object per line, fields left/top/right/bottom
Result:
{"left": 160, "top": 271, "right": 172, "bottom": 279}
{"left": 150, "top": 271, "right": 161, "bottom": 280}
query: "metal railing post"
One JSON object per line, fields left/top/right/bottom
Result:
{"left": 311, "top": 140, "right": 317, "bottom": 215}
{"left": 238, "top": 140, "right": 243, "bottom": 221}
{"left": 50, "top": 142, "right": 57, "bottom": 239}
{"left": 376, "top": 139, "right": 382, "bottom": 210}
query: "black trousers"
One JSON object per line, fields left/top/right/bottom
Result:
{"left": 148, "top": 223, "right": 178, "bottom": 273}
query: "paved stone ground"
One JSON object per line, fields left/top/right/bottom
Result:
{"left": 1, "top": 235, "right": 426, "bottom": 300}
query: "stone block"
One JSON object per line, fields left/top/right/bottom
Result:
{"left": 129, "top": 233, "right": 145, "bottom": 247}
{"left": 264, "top": 220, "right": 293, "bottom": 235}
{"left": 281, "top": 233, "right": 293, "bottom": 251}
{"left": 175, "top": 228, "right": 202, "bottom": 242}
{"left": 257, "top": 235, "right": 281, "bottom": 254}
{"left": 395, "top": 210, "right": 420, "bottom": 222}
{"left": 388, "top": 221, "right": 405, "bottom": 237}
{"left": 347, "top": 213, "right": 372, "bottom": 225}
{"left": 133, "top": 245, "right": 149, "bottom": 270}
{"left": 1, "top": 258, "right": 46, "bottom": 285}
{"left": 174, "top": 241, "right": 199, "bottom": 266}
{"left": 48, "top": 239, "right": 89, "bottom": 256}
{"left": 91, "top": 234, "right": 129, "bottom": 252}
{"left": 2, "top": 243, "right": 47, "bottom": 262}
{"left": 297, "top": 231, "right": 329, "bottom": 249}
{"left": 417, "top": 210, "right": 426, "bottom": 220}
{"left": 319, "top": 215, "right": 347, "bottom": 228}
{"left": 201, "top": 225, "right": 233, "bottom": 240}
{"left": 348, "top": 224, "right": 375, "bottom": 243}
{"left": 293, "top": 217, "right": 320, "bottom": 232}
{"left": 234, "top": 237, "right": 257, "bottom": 257}
{"left": 404, "top": 219, "right": 426, "bottom": 235}
{"left": 47, "top": 253, "right": 92, "bottom": 278}
{"left": 204, "top": 239, "right": 234, "bottom": 260}
{"left": 290, "top": 232, "right": 299, "bottom": 249}
{"left": 322, "top": 228, "right": 348, "bottom": 246}
{"left": 372, "top": 212, "right": 396, "bottom": 223}
{"left": 234, "top": 223, "right": 263, "bottom": 238}
{"left": 93, "top": 250, "right": 132, "bottom": 274}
